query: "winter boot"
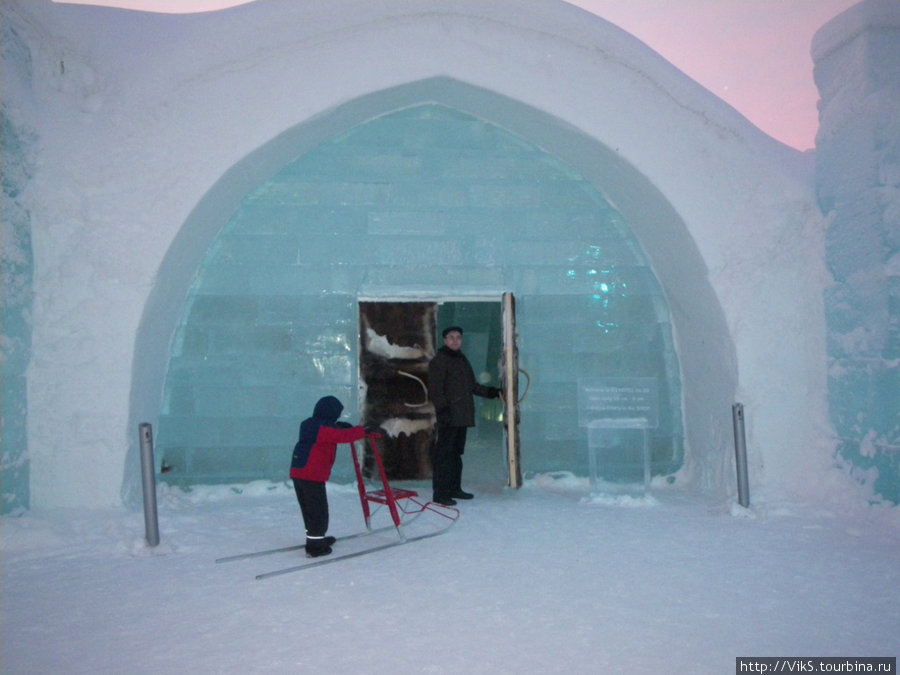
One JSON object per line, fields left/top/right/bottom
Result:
{"left": 305, "top": 545, "right": 332, "bottom": 558}
{"left": 305, "top": 535, "right": 333, "bottom": 558}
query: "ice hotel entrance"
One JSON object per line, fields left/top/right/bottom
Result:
{"left": 154, "top": 101, "right": 686, "bottom": 490}
{"left": 358, "top": 295, "right": 521, "bottom": 488}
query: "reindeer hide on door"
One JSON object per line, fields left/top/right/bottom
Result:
{"left": 359, "top": 302, "right": 437, "bottom": 480}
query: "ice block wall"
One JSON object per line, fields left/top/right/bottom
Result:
{"left": 1, "top": 23, "right": 35, "bottom": 515}
{"left": 814, "top": 0, "right": 900, "bottom": 503}
{"left": 156, "top": 105, "right": 684, "bottom": 486}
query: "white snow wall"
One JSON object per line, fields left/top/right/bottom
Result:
{"left": 1, "top": 0, "right": 830, "bottom": 510}
{"left": 814, "top": 0, "right": 900, "bottom": 504}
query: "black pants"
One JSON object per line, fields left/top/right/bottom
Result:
{"left": 293, "top": 479, "right": 328, "bottom": 544}
{"left": 431, "top": 425, "right": 467, "bottom": 500}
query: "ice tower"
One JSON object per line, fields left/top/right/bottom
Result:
{"left": 814, "top": 0, "right": 900, "bottom": 503}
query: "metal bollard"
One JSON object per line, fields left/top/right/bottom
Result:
{"left": 139, "top": 423, "right": 160, "bottom": 546}
{"left": 732, "top": 403, "right": 750, "bottom": 508}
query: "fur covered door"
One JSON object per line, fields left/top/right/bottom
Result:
{"left": 359, "top": 302, "right": 437, "bottom": 480}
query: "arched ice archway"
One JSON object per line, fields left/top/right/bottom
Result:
{"left": 125, "top": 77, "right": 735, "bottom": 501}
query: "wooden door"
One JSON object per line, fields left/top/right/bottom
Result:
{"left": 501, "top": 292, "right": 522, "bottom": 488}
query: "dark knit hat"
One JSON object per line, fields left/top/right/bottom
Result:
{"left": 442, "top": 326, "right": 464, "bottom": 338}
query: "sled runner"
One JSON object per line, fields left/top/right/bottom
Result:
{"left": 214, "top": 523, "right": 401, "bottom": 564}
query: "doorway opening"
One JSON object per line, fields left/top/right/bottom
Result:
{"left": 358, "top": 299, "right": 510, "bottom": 488}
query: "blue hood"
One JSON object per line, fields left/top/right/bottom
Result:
{"left": 312, "top": 395, "right": 343, "bottom": 424}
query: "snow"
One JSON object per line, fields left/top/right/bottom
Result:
{"left": 2, "top": 0, "right": 899, "bottom": 668}
{"left": 3, "top": 474, "right": 898, "bottom": 672}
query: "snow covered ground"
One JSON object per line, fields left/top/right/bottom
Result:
{"left": 3, "top": 473, "right": 898, "bottom": 674}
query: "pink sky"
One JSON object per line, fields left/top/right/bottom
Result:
{"left": 568, "top": 0, "right": 860, "bottom": 150}
{"left": 54, "top": 0, "right": 860, "bottom": 150}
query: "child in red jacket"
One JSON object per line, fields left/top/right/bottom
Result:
{"left": 290, "top": 396, "right": 366, "bottom": 557}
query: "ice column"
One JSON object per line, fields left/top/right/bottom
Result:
{"left": 813, "top": 0, "right": 900, "bottom": 503}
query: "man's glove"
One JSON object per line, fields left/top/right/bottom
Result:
{"left": 488, "top": 387, "right": 501, "bottom": 399}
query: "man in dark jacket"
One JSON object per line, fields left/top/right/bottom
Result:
{"left": 427, "top": 326, "right": 500, "bottom": 506}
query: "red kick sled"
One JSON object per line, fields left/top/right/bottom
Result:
{"left": 350, "top": 432, "right": 459, "bottom": 541}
